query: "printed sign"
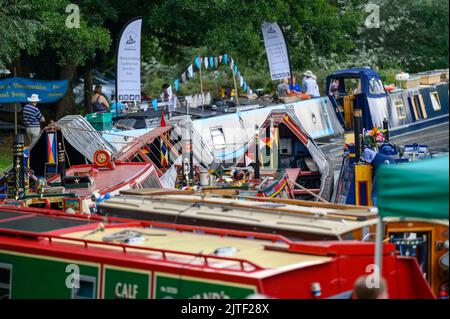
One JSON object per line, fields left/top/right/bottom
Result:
{"left": 261, "top": 22, "right": 291, "bottom": 80}
{"left": 117, "top": 18, "right": 142, "bottom": 102}
{"left": 0, "top": 77, "right": 68, "bottom": 103}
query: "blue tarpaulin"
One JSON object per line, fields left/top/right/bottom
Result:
{"left": 0, "top": 77, "right": 68, "bottom": 103}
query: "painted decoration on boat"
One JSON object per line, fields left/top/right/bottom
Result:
{"left": 154, "top": 272, "right": 257, "bottom": 299}
{"left": 103, "top": 266, "right": 151, "bottom": 299}
{"left": 0, "top": 251, "right": 100, "bottom": 299}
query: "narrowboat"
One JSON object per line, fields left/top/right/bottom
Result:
{"left": 0, "top": 206, "right": 436, "bottom": 299}
{"left": 326, "top": 68, "right": 448, "bottom": 135}
{"left": 97, "top": 191, "right": 448, "bottom": 296}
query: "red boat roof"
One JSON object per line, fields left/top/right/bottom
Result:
{"left": 0, "top": 207, "right": 396, "bottom": 277}
{"left": 46, "top": 162, "right": 155, "bottom": 196}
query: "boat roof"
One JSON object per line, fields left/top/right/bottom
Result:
{"left": 46, "top": 162, "right": 155, "bottom": 197}
{"left": 99, "top": 193, "right": 377, "bottom": 237}
{"left": 0, "top": 207, "right": 340, "bottom": 276}
{"left": 327, "top": 67, "right": 382, "bottom": 79}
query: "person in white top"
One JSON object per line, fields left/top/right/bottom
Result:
{"left": 302, "top": 70, "right": 320, "bottom": 97}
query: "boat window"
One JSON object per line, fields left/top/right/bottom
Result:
{"left": 430, "top": 92, "right": 441, "bottom": 111}
{"left": 210, "top": 127, "right": 226, "bottom": 150}
{"left": 0, "top": 263, "right": 12, "bottom": 299}
{"left": 393, "top": 99, "right": 407, "bottom": 119}
{"left": 71, "top": 275, "right": 96, "bottom": 299}
{"left": 369, "top": 77, "right": 385, "bottom": 95}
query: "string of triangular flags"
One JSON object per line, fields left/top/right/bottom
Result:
{"left": 151, "top": 54, "right": 254, "bottom": 111}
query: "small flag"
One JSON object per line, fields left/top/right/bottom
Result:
{"left": 152, "top": 98, "right": 158, "bottom": 111}
{"left": 249, "top": 88, "right": 253, "bottom": 95}
{"left": 46, "top": 131, "right": 57, "bottom": 165}
{"left": 240, "top": 76, "right": 244, "bottom": 87}
{"left": 214, "top": 57, "right": 218, "bottom": 68}
{"left": 243, "top": 82, "right": 247, "bottom": 92}
{"left": 209, "top": 56, "right": 214, "bottom": 68}
{"left": 187, "top": 64, "right": 194, "bottom": 78}
{"left": 181, "top": 72, "right": 187, "bottom": 83}
{"left": 219, "top": 55, "right": 223, "bottom": 63}
{"left": 234, "top": 65, "right": 238, "bottom": 75}
{"left": 230, "top": 58, "right": 234, "bottom": 70}
{"left": 174, "top": 79, "right": 179, "bottom": 92}
{"left": 224, "top": 54, "right": 229, "bottom": 64}
{"left": 195, "top": 56, "right": 201, "bottom": 70}
{"left": 167, "top": 85, "right": 173, "bottom": 98}
{"left": 204, "top": 57, "right": 209, "bottom": 69}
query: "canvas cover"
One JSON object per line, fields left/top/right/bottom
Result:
{"left": 376, "top": 156, "right": 449, "bottom": 220}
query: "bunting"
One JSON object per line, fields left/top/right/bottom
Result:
{"left": 187, "top": 64, "right": 194, "bottom": 78}
{"left": 152, "top": 98, "right": 158, "bottom": 111}
{"left": 154, "top": 54, "right": 254, "bottom": 106}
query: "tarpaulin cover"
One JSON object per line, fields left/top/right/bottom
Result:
{"left": 376, "top": 156, "right": 449, "bottom": 220}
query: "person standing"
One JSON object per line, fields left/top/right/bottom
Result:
{"left": 23, "top": 94, "right": 45, "bottom": 145}
{"left": 302, "top": 70, "right": 320, "bottom": 97}
{"left": 289, "top": 76, "right": 302, "bottom": 93}
{"left": 276, "top": 78, "right": 291, "bottom": 97}
{"left": 91, "top": 85, "right": 109, "bottom": 112}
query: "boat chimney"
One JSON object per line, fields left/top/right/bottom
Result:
{"left": 11, "top": 134, "right": 26, "bottom": 200}
{"left": 254, "top": 125, "right": 260, "bottom": 179}
{"left": 58, "top": 142, "right": 66, "bottom": 186}
{"left": 353, "top": 109, "right": 363, "bottom": 162}
{"left": 383, "top": 117, "right": 389, "bottom": 141}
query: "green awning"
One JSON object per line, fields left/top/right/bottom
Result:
{"left": 376, "top": 155, "right": 449, "bottom": 220}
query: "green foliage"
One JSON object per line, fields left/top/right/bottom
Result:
{"left": 0, "top": 0, "right": 41, "bottom": 69}
{"left": 28, "top": 0, "right": 112, "bottom": 66}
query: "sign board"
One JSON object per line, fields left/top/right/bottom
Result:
{"left": 261, "top": 22, "right": 291, "bottom": 80}
{"left": 117, "top": 18, "right": 142, "bottom": 102}
{"left": 0, "top": 77, "right": 68, "bottom": 103}
{"left": 154, "top": 272, "right": 257, "bottom": 299}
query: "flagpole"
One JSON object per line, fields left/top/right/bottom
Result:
{"left": 14, "top": 67, "right": 17, "bottom": 135}
{"left": 231, "top": 60, "right": 239, "bottom": 106}
{"left": 199, "top": 60, "right": 204, "bottom": 112}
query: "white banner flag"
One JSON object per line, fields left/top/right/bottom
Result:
{"left": 261, "top": 21, "right": 291, "bottom": 80}
{"left": 117, "top": 18, "right": 142, "bottom": 101}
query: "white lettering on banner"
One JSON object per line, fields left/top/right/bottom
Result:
{"left": 261, "top": 22, "right": 291, "bottom": 81}
{"left": 117, "top": 18, "right": 142, "bottom": 102}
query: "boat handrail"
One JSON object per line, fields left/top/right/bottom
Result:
{"left": 0, "top": 226, "right": 265, "bottom": 273}
{"left": 0, "top": 205, "right": 293, "bottom": 245}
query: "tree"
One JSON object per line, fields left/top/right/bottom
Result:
{"left": 27, "top": 0, "right": 112, "bottom": 118}
{"left": 0, "top": 0, "right": 41, "bottom": 71}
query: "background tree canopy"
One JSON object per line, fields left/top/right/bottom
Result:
{"left": 0, "top": 0, "right": 448, "bottom": 118}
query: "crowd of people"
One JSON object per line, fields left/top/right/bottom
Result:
{"left": 276, "top": 70, "right": 321, "bottom": 99}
